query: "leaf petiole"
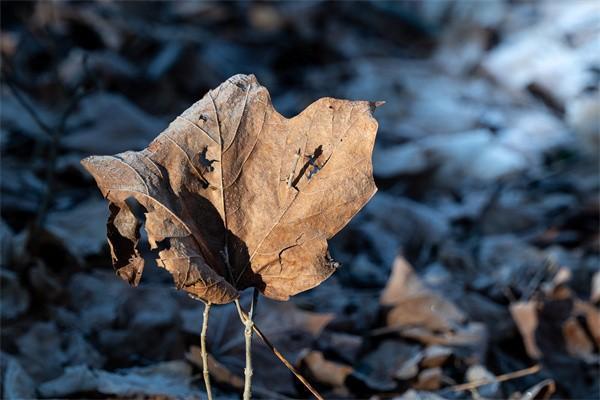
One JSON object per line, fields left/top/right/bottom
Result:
{"left": 201, "top": 300, "right": 213, "bottom": 400}
{"left": 235, "top": 299, "right": 325, "bottom": 400}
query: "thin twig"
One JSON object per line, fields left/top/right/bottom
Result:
{"left": 35, "top": 85, "right": 89, "bottom": 228}
{"left": 236, "top": 306, "right": 325, "bottom": 400}
{"left": 186, "top": 350, "right": 293, "bottom": 400}
{"left": 201, "top": 301, "right": 213, "bottom": 400}
{"left": 5, "top": 59, "right": 94, "bottom": 231}
{"left": 5, "top": 79, "right": 53, "bottom": 138}
{"left": 449, "top": 364, "right": 541, "bottom": 392}
{"left": 235, "top": 299, "right": 254, "bottom": 400}
{"left": 243, "top": 319, "right": 253, "bottom": 400}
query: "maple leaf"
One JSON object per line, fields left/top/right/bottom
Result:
{"left": 82, "top": 74, "right": 379, "bottom": 304}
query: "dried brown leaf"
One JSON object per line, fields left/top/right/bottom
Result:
{"left": 413, "top": 367, "right": 442, "bottom": 391}
{"left": 582, "top": 303, "right": 600, "bottom": 346}
{"left": 395, "top": 323, "right": 487, "bottom": 348}
{"left": 381, "top": 256, "right": 466, "bottom": 332}
{"left": 509, "top": 301, "right": 542, "bottom": 359}
{"left": 299, "top": 350, "right": 353, "bottom": 388}
{"left": 82, "top": 74, "right": 379, "bottom": 303}
{"left": 562, "top": 316, "right": 595, "bottom": 361}
{"left": 421, "top": 345, "right": 452, "bottom": 368}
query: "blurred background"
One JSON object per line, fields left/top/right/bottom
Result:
{"left": 1, "top": 1, "right": 599, "bottom": 399}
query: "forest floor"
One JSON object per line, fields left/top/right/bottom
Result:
{"left": 1, "top": 1, "right": 599, "bottom": 399}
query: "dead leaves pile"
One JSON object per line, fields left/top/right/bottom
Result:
{"left": 3, "top": 2, "right": 599, "bottom": 398}
{"left": 510, "top": 268, "right": 599, "bottom": 365}
{"left": 180, "top": 257, "right": 486, "bottom": 399}
{"left": 379, "top": 257, "right": 486, "bottom": 351}
{"left": 172, "top": 254, "right": 576, "bottom": 399}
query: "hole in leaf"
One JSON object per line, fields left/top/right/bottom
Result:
{"left": 305, "top": 145, "right": 324, "bottom": 180}
{"left": 195, "top": 145, "right": 218, "bottom": 173}
{"left": 292, "top": 145, "right": 323, "bottom": 186}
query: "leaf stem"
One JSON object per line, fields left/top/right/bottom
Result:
{"left": 235, "top": 299, "right": 254, "bottom": 400}
{"left": 201, "top": 301, "right": 213, "bottom": 400}
{"left": 449, "top": 364, "right": 541, "bottom": 392}
{"left": 243, "top": 312, "right": 254, "bottom": 400}
{"left": 235, "top": 302, "right": 324, "bottom": 400}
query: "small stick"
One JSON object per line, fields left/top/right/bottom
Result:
{"left": 201, "top": 301, "right": 213, "bottom": 400}
{"left": 6, "top": 69, "right": 92, "bottom": 230}
{"left": 236, "top": 306, "right": 324, "bottom": 400}
{"left": 449, "top": 364, "right": 541, "bottom": 393}
{"left": 235, "top": 299, "right": 254, "bottom": 400}
{"left": 5, "top": 80, "right": 52, "bottom": 138}
{"left": 243, "top": 313, "right": 253, "bottom": 400}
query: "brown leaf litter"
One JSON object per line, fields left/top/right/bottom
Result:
{"left": 378, "top": 256, "right": 487, "bottom": 351}
{"left": 509, "top": 267, "right": 600, "bottom": 364}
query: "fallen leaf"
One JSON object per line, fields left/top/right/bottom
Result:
{"left": 465, "top": 364, "right": 500, "bottom": 398}
{"left": 65, "top": 93, "right": 167, "bottom": 155}
{"left": 319, "top": 332, "right": 363, "bottom": 365}
{"left": 509, "top": 301, "right": 542, "bottom": 359}
{"left": 582, "top": 303, "right": 600, "bottom": 346}
{"left": 82, "top": 74, "right": 379, "bottom": 303}
{"left": 380, "top": 256, "right": 427, "bottom": 304}
{"left": 299, "top": 350, "right": 353, "bottom": 388}
{"left": 0, "top": 269, "right": 29, "bottom": 320}
{"left": 37, "top": 361, "right": 195, "bottom": 398}
{"left": 1, "top": 160, "right": 45, "bottom": 214}
{"left": 45, "top": 199, "right": 109, "bottom": 259}
{"left": 562, "top": 316, "right": 595, "bottom": 362}
{"left": 377, "top": 256, "right": 487, "bottom": 364}
{"left": 0, "top": 89, "right": 56, "bottom": 141}
{"left": 16, "top": 322, "right": 65, "bottom": 382}
{"left": 14, "top": 320, "right": 106, "bottom": 386}
{"left": 360, "top": 339, "right": 421, "bottom": 389}
{"left": 366, "top": 195, "right": 450, "bottom": 260}
{"left": 421, "top": 345, "right": 452, "bottom": 368}
{"left": 413, "top": 367, "right": 442, "bottom": 391}
{"left": 381, "top": 256, "right": 465, "bottom": 332}
{"left": 512, "top": 289, "right": 599, "bottom": 365}
{"left": 395, "top": 323, "right": 487, "bottom": 349}
{"left": 2, "top": 356, "right": 36, "bottom": 400}
{"left": 68, "top": 272, "right": 129, "bottom": 334}
{"left": 551, "top": 267, "right": 572, "bottom": 288}
{"left": 394, "top": 352, "right": 422, "bottom": 380}
{"left": 573, "top": 299, "right": 600, "bottom": 349}
{"left": 386, "top": 294, "right": 465, "bottom": 332}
